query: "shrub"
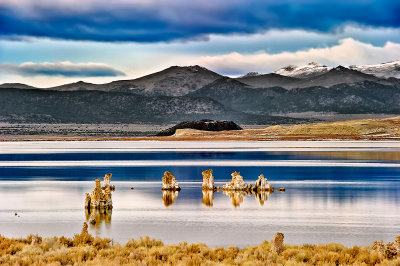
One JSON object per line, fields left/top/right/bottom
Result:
{"left": 136, "top": 236, "right": 163, "bottom": 248}
{"left": 72, "top": 232, "right": 94, "bottom": 246}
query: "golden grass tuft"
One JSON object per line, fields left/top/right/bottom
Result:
{"left": 0, "top": 232, "right": 399, "bottom": 265}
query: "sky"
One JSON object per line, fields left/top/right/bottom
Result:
{"left": 0, "top": 0, "right": 400, "bottom": 87}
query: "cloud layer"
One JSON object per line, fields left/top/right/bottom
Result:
{"left": 0, "top": 62, "right": 125, "bottom": 77}
{"left": 194, "top": 38, "right": 400, "bottom": 75}
{"left": 1, "top": 0, "right": 399, "bottom": 42}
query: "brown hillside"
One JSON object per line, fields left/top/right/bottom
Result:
{"left": 172, "top": 116, "right": 400, "bottom": 140}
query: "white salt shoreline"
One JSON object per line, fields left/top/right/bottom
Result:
{"left": 0, "top": 140, "right": 400, "bottom": 154}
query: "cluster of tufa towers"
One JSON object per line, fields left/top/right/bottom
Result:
{"left": 160, "top": 169, "right": 281, "bottom": 207}
{"left": 161, "top": 169, "right": 274, "bottom": 192}
{"left": 85, "top": 173, "right": 115, "bottom": 210}
{"left": 84, "top": 171, "right": 282, "bottom": 210}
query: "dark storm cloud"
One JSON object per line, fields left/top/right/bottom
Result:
{"left": 0, "top": 0, "right": 399, "bottom": 42}
{"left": 1, "top": 62, "right": 126, "bottom": 77}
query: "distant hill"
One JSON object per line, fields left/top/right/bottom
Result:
{"left": 172, "top": 116, "right": 400, "bottom": 140}
{"left": 0, "top": 83, "right": 39, "bottom": 90}
{"left": 190, "top": 78, "right": 400, "bottom": 114}
{"left": 189, "top": 77, "right": 285, "bottom": 113}
{"left": 292, "top": 66, "right": 396, "bottom": 88}
{"left": 241, "top": 66, "right": 398, "bottom": 89}
{"left": 0, "top": 65, "right": 223, "bottom": 96}
{"left": 0, "top": 87, "right": 304, "bottom": 124}
{"left": 235, "top": 73, "right": 300, "bottom": 88}
{"left": 0, "top": 88, "right": 228, "bottom": 123}
{"left": 109, "top": 65, "right": 223, "bottom": 96}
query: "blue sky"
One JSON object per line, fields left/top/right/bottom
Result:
{"left": 1, "top": 0, "right": 400, "bottom": 86}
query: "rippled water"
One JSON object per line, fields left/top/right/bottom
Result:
{"left": 0, "top": 141, "right": 399, "bottom": 247}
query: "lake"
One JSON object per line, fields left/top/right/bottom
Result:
{"left": 0, "top": 141, "right": 399, "bottom": 247}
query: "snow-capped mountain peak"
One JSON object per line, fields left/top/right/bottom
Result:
{"left": 349, "top": 60, "right": 400, "bottom": 79}
{"left": 275, "top": 62, "right": 332, "bottom": 79}
{"left": 275, "top": 60, "right": 400, "bottom": 79}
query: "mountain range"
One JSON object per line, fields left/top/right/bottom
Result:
{"left": 1, "top": 61, "right": 400, "bottom": 124}
{"left": 274, "top": 61, "right": 400, "bottom": 79}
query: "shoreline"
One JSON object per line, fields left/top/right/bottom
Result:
{"left": 1, "top": 231, "right": 399, "bottom": 265}
{"left": 1, "top": 139, "right": 400, "bottom": 150}
{"left": 1, "top": 116, "right": 400, "bottom": 141}
{"left": 2, "top": 135, "right": 400, "bottom": 141}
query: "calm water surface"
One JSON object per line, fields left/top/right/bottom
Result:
{"left": 0, "top": 141, "right": 399, "bottom": 247}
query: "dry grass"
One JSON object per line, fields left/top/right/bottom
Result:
{"left": 171, "top": 116, "right": 400, "bottom": 141}
{"left": 1, "top": 230, "right": 399, "bottom": 265}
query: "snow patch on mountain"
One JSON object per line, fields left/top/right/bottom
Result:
{"left": 275, "top": 60, "right": 400, "bottom": 79}
{"left": 275, "top": 62, "right": 332, "bottom": 79}
{"left": 349, "top": 60, "right": 400, "bottom": 79}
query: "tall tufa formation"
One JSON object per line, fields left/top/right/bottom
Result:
{"left": 254, "top": 174, "right": 274, "bottom": 192}
{"left": 202, "top": 169, "right": 215, "bottom": 190}
{"left": 85, "top": 193, "right": 91, "bottom": 208}
{"left": 85, "top": 173, "right": 114, "bottom": 210}
{"left": 90, "top": 179, "right": 104, "bottom": 208}
{"left": 81, "top": 222, "right": 89, "bottom": 235}
{"left": 102, "top": 173, "right": 115, "bottom": 191}
{"left": 162, "top": 171, "right": 181, "bottom": 191}
{"left": 222, "top": 171, "right": 252, "bottom": 191}
{"left": 271, "top": 232, "right": 285, "bottom": 254}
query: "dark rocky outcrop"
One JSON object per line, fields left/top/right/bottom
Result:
{"left": 156, "top": 119, "right": 243, "bottom": 136}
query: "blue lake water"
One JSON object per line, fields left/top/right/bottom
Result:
{"left": 0, "top": 141, "right": 399, "bottom": 247}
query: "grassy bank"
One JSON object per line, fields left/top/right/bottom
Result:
{"left": 1, "top": 228, "right": 399, "bottom": 265}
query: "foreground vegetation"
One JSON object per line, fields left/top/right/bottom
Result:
{"left": 1, "top": 227, "right": 399, "bottom": 265}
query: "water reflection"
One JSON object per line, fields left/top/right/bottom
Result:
{"left": 255, "top": 191, "right": 271, "bottom": 206}
{"left": 202, "top": 190, "right": 214, "bottom": 207}
{"left": 85, "top": 208, "right": 112, "bottom": 228}
{"left": 223, "top": 190, "right": 252, "bottom": 207}
{"left": 1, "top": 180, "right": 400, "bottom": 246}
{"left": 162, "top": 190, "right": 180, "bottom": 207}
{"left": 159, "top": 187, "right": 276, "bottom": 208}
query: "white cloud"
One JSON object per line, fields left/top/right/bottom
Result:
{"left": 193, "top": 38, "right": 400, "bottom": 75}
